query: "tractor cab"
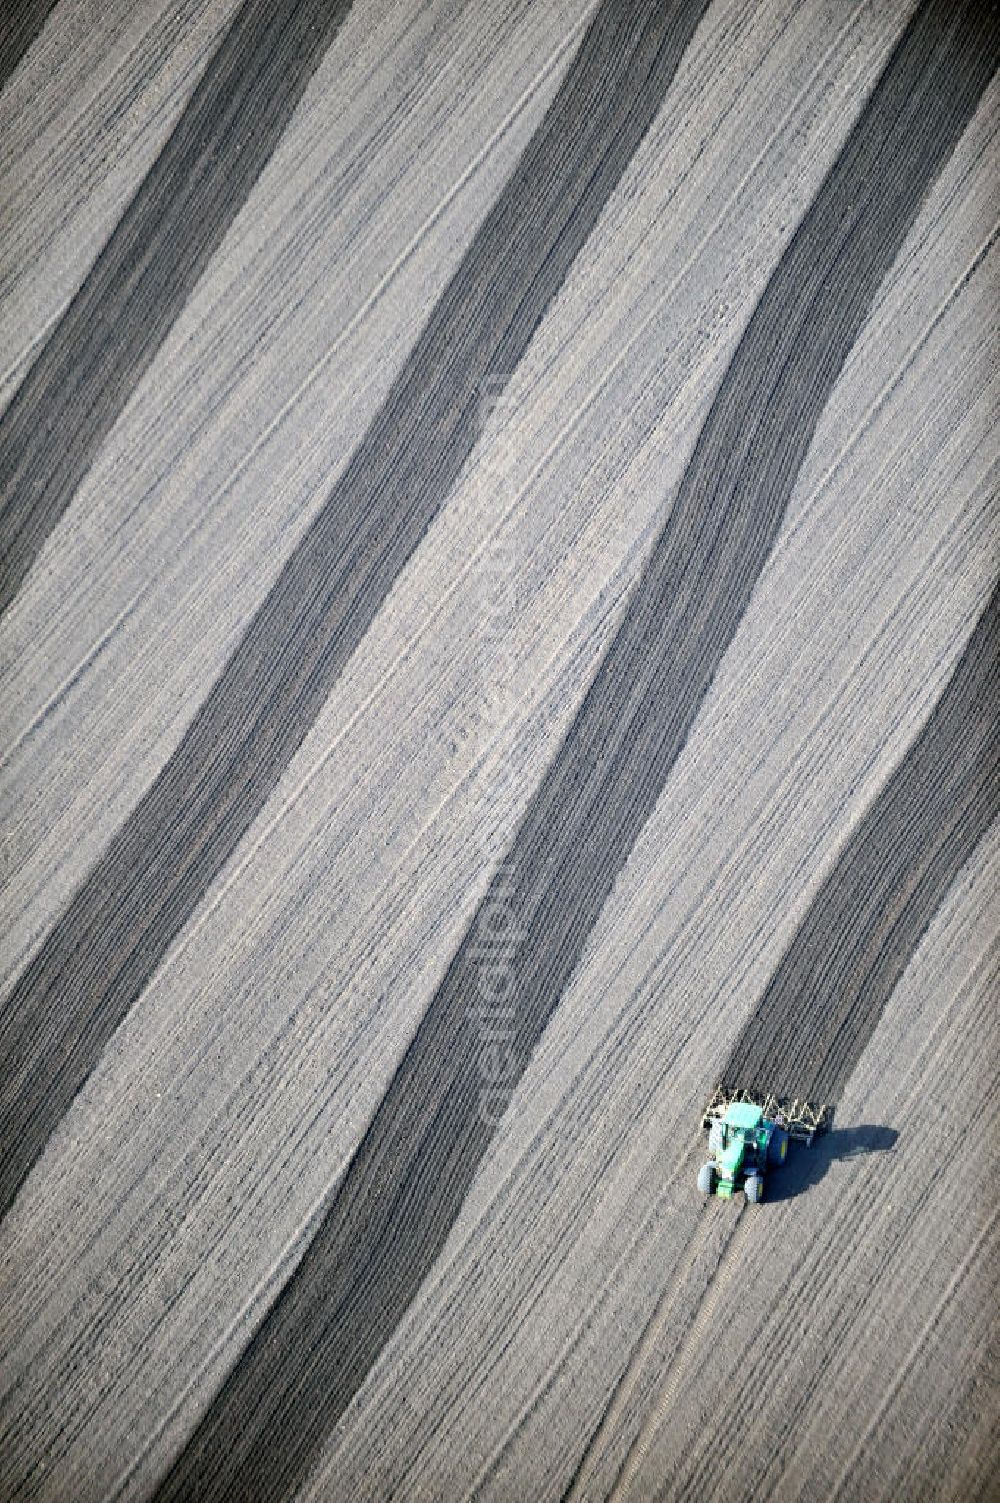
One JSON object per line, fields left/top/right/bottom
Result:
{"left": 723, "top": 1101, "right": 764, "bottom": 1140}
{"left": 710, "top": 1103, "right": 762, "bottom": 1196}
{"left": 710, "top": 1101, "right": 763, "bottom": 1155}
{"left": 698, "top": 1087, "right": 829, "bottom": 1204}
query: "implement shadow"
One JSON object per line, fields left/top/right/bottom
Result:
{"left": 765, "top": 1124, "right": 899, "bottom": 1203}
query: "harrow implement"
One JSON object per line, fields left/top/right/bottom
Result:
{"left": 702, "top": 1084, "right": 831, "bottom": 1146}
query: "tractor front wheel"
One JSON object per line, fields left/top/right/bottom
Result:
{"left": 697, "top": 1162, "right": 715, "bottom": 1196}
{"left": 745, "top": 1173, "right": 763, "bottom": 1204}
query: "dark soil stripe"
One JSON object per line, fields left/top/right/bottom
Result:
{"left": 150, "top": 3, "right": 997, "bottom": 1498}
{"left": 0, "top": 0, "right": 711, "bottom": 1214}
{"left": 721, "top": 583, "right": 999, "bottom": 1106}
{"left": 0, "top": 0, "right": 58, "bottom": 91}
{"left": 0, "top": 0, "right": 353, "bottom": 615}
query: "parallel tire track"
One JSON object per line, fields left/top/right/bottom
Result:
{"left": 722, "top": 581, "right": 999, "bottom": 1105}
{"left": 0, "top": 0, "right": 354, "bottom": 615}
{"left": 149, "top": 4, "right": 998, "bottom": 1499}
{"left": 0, "top": 0, "right": 711, "bottom": 1219}
{"left": 562, "top": 1147, "right": 726, "bottom": 1503}
{"left": 609, "top": 1209, "right": 750, "bottom": 1502}
{"left": 677, "top": 944, "right": 1000, "bottom": 1502}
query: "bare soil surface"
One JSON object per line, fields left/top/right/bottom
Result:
{"left": 0, "top": 2, "right": 996, "bottom": 1500}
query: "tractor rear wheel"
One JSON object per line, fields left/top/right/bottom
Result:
{"left": 697, "top": 1162, "right": 715, "bottom": 1195}
{"left": 745, "top": 1173, "right": 763, "bottom": 1204}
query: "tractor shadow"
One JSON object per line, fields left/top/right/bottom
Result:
{"left": 765, "top": 1123, "right": 899, "bottom": 1202}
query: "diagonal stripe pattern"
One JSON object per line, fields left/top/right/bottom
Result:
{"left": 149, "top": 2, "right": 998, "bottom": 1498}
{"left": 0, "top": 0, "right": 58, "bottom": 91}
{"left": 0, "top": 0, "right": 711, "bottom": 1216}
{"left": 0, "top": 0, "right": 354, "bottom": 616}
{"left": 722, "top": 583, "right": 999, "bottom": 1106}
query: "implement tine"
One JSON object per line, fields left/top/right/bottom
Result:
{"left": 704, "top": 1083, "right": 830, "bottom": 1141}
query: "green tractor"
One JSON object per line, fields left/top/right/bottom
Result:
{"left": 698, "top": 1087, "right": 829, "bottom": 1203}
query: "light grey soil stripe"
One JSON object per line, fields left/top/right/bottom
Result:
{"left": 0, "top": 0, "right": 58, "bottom": 91}
{"left": 0, "top": 0, "right": 354, "bottom": 615}
{"left": 721, "top": 583, "right": 999, "bottom": 1105}
{"left": 151, "top": 4, "right": 998, "bottom": 1500}
{"left": 0, "top": 0, "right": 710, "bottom": 1213}
{"left": 564, "top": 587, "right": 999, "bottom": 1503}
